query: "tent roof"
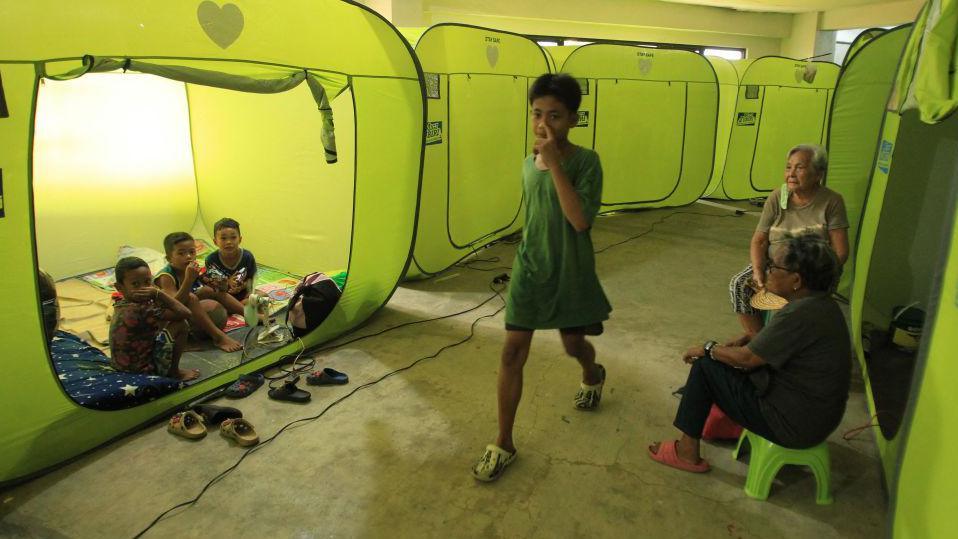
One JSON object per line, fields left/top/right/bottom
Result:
{"left": 563, "top": 44, "right": 717, "bottom": 83}
{"left": 706, "top": 56, "right": 741, "bottom": 85}
{"left": 739, "top": 56, "right": 839, "bottom": 88}
{"left": 0, "top": 0, "right": 418, "bottom": 80}
{"left": 416, "top": 23, "right": 550, "bottom": 76}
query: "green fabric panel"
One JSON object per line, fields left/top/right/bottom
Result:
{"left": 844, "top": 28, "right": 886, "bottom": 66}
{"left": 187, "top": 83, "right": 353, "bottom": 276}
{"left": 670, "top": 82, "right": 718, "bottom": 205}
{"left": 397, "top": 27, "right": 427, "bottom": 47}
{"left": 410, "top": 75, "right": 451, "bottom": 276}
{"left": 721, "top": 85, "right": 765, "bottom": 200}
{"left": 750, "top": 86, "right": 831, "bottom": 192}
{"left": 0, "top": 1, "right": 418, "bottom": 78}
{"left": 0, "top": 1, "right": 423, "bottom": 485}
{"left": 416, "top": 25, "right": 549, "bottom": 76}
{"left": 549, "top": 46, "right": 578, "bottom": 72}
{"left": 565, "top": 45, "right": 717, "bottom": 82}
{"left": 897, "top": 0, "right": 958, "bottom": 123}
{"left": 740, "top": 58, "right": 840, "bottom": 88}
{"left": 447, "top": 75, "right": 525, "bottom": 247}
{"left": 704, "top": 57, "right": 740, "bottom": 197}
{"left": 594, "top": 80, "right": 684, "bottom": 205}
{"left": 827, "top": 26, "right": 911, "bottom": 297}
{"left": 32, "top": 73, "right": 199, "bottom": 278}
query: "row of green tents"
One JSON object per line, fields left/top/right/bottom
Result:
{"left": 1, "top": 2, "right": 956, "bottom": 536}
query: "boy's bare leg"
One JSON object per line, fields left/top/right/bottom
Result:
{"left": 496, "top": 330, "right": 534, "bottom": 454}
{"left": 187, "top": 294, "right": 243, "bottom": 352}
{"left": 737, "top": 313, "right": 764, "bottom": 338}
{"left": 167, "top": 320, "right": 199, "bottom": 381}
{"left": 560, "top": 333, "right": 602, "bottom": 384}
{"left": 215, "top": 290, "right": 245, "bottom": 316}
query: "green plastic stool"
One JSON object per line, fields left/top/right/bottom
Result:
{"left": 732, "top": 429, "right": 833, "bottom": 505}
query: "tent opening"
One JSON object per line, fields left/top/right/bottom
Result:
{"left": 32, "top": 67, "right": 355, "bottom": 409}
{"left": 858, "top": 109, "right": 958, "bottom": 439}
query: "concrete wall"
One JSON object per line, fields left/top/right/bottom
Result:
{"left": 822, "top": 0, "right": 924, "bottom": 30}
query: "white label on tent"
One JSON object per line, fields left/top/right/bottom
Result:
{"left": 426, "top": 121, "right": 443, "bottom": 145}
{"left": 877, "top": 140, "right": 893, "bottom": 174}
{"left": 425, "top": 73, "right": 441, "bottom": 99}
{"left": 577, "top": 111, "right": 590, "bottom": 127}
{"left": 577, "top": 78, "right": 590, "bottom": 96}
{"left": 736, "top": 112, "right": 757, "bottom": 126}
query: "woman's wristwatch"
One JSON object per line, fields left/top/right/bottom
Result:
{"left": 704, "top": 340, "right": 719, "bottom": 360}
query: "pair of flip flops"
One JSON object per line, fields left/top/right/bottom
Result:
{"left": 225, "top": 373, "right": 265, "bottom": 398}
{"left": 167, "top": 404, "right": 259, "bottom": 446}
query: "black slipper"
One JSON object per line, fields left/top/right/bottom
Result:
{"left": 268, "top": 376, "right": 311, "bottom": 403}
{"left": 306, "top": 368, "right": 349, "bottom": 386}
{"left": 191, "top": 404, "right": 243, "bottom": 425}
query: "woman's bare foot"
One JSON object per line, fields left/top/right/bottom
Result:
{"left": 175, "top": 368, "right": 201, "bottom": 381}
{"left": 215, "top": 335, "right": 243, "bottom": 352}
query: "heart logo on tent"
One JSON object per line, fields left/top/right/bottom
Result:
{"left": 486, "top": 45, "right": 500, "bottom": 68}
{"left": 638, "top": 58, "right": 653, "bottom": 75}
{"left": 197, "top": 1, "right": 244, "bottom": 49}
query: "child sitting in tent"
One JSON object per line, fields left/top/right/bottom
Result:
{"left": 204, "top": 217, "right": 257, "bottom": 303}
{"left": 154, "top": 232, "right": 243, "bottom": 352}
{"left": 110, "top": 257, "right": 199, "bottom": 381}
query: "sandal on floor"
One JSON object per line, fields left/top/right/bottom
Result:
{"left": 220, "top": 418, "right": 260, "bottom": 447}
{"left": 268, "top": 376, "right": 311, "bottom": 403}
{"left": 191, "top": 404, "right": 243, "bottom": 426}
{"left": 168, "top": 410, "right": 207, "bottom": 439}
{"left": 648, "top": 440, "right": 711, "bottom": 473}
{"left": 472, "top": 444, "right": 517, "bottom": 482}
{"left": 574, "top": 364, "right": 606, "bottom": 410}
{"left": 306, "top": 367, "right": 349, "bottom": 386}
{"left": 225, "top": 373, "right": 265, "bottom": 399}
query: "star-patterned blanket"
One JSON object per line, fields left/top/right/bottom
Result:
{"left": 51, "top": 331, "right": 183, "bottom": 410}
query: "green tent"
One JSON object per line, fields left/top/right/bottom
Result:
{"left": 844, "top": 28, "right": 888, "bottom": 66}
{"left": 711, "top": 57, "right": 840, "bottom": 200}
{"left": 561, "top": 44, "right": 719, "bottom": 209}
{"left": 825, "top": 25, "right": 912, "bottom": 297}
{"left": 0, "top": 0, "right": 424, "bottom": 485}
{"left": 850, "top": 1, "right": 958, "bottom": 535}
{"left": 409, "top": 24, "right": 550, "bottom": 277}
{"left": 702, "top": 57, "right": 749, "bottom": 198}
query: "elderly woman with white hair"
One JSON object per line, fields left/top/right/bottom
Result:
{"left": 729, "top": 144, "right": 850, "bottom": 337}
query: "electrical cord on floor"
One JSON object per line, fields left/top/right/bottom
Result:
{"left": 593, "top": 210, "right": 743, "bottom": 255}
{"left": 133, "top": 280, "right": 508, "bottom": 539}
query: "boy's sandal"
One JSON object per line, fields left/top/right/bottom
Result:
{"left": 306, "top": 367, "right": 349, "bottom": 386}
{"left": 472, "top": 444, "right": 517, "bottom": 482}
{"left": 574, "top": 364, "right": 606, "bottom": 411}
{"left": 168, "top": 410, "right": 207, "bottom": 439}
{"left": 220, "top": 418, "right": 260, "bottom": 447}
{"left": 267, "top": 376, "right": 311, "bottom": 403}
{"left": 648, "top": 440, "right": 711, "bottom": 473}
{"left": 225, "top": 373, "right": 265, "bottom": 398}
{"left": 191, "top": 404, "right": 243, "bottom": 426}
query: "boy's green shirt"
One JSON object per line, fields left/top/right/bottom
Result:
{"left": 506, "top": 147, "right": 612, "bottom": 329}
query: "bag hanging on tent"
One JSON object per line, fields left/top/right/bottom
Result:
{"left": 286, "top": 272, "right": 342, "bottom": 337}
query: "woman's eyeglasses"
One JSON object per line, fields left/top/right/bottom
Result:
{"left": 764, "top": 261, "right": 793, "bottom": 274}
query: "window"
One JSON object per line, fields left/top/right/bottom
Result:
{"left": 704, "top": 48, "right": 744, "bottom": 60}
{"left": 526, "top": 34, "right": 745, "bottom": 59}
{"left": 537, "top": 40, "right": 559, "bottom": 47}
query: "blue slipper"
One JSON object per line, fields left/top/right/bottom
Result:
{"left": 306, "top": 368, "right": 348, "bottom": 386}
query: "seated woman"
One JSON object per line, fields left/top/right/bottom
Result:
{"left": 649, "top": 233, "right": 851, "bottom": 472}
{"left": 731, "top": 144, "right": 849, "bottom": 337}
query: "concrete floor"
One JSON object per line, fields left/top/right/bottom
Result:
{"left": 1, "top": 203, "right": 887, "bottom": 538}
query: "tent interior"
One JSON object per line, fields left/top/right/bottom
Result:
{"left": 561, "top": 44, "right": 718, "bottom": 210}
{"left": 33, "top": 65, "right": 355, "bottom": 394}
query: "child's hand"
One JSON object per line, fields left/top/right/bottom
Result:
{"left": 129, "top": 287, "right": 158, "bottom": 304}
{"left": 185, "top": 261, "right": 201, "bottom": 284}
{"left": 534, "top": 122, "right": 561, "bottom": 169}
{"left": 228, "top": 275, "right": 246, "bottom": 294}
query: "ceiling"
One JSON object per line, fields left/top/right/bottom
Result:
{"left": 654, "top": 0, "right": 899, "bottom": 13}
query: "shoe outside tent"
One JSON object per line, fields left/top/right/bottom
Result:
{"left": 0, "top": 0, "right": 424, "bottom": 485}
{"left": 408, "top": 24, "right": 550, "bottom": 277}
{"left": 709, "top": 57, "right": 839, "bottom": 200}
{"left": 824, "top": 25, "right": 912, "bottom": 297}
{"left": 561, "top": 44, "right": 719, "bottom": 210}
{"left": 850, "top": 0, "right": 958, "bottom": 535}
